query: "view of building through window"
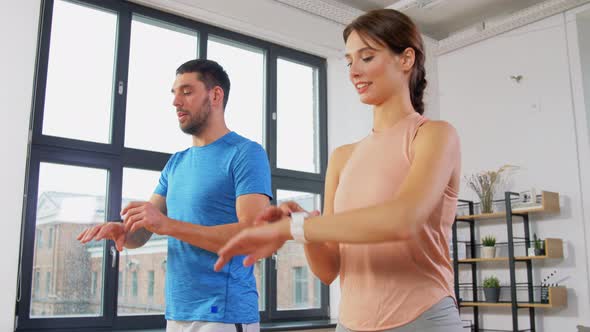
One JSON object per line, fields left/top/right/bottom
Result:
{"left": 31, "top": 185, "right": 321, "bottom": 316}
{"left": 276, "top": 190, "right": 323, "bottom": 310}
{"left": 24, "top": 0, "right": 327, "bottom": 327}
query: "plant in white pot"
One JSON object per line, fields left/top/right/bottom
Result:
{"left": 483, "top": 276, "right": 501, "bottom": 303}
{"left": 528, "top": 233, "right": 545, "bottom": 256}
{"left": 533, "top": 233, "right": 545, "bottom": 256}
{"left": 481, "top": 235, "right": 497, "bottom": 258}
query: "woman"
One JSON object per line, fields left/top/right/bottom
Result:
{"left": 215, "top": 9, "right": 463, "bottom": 332}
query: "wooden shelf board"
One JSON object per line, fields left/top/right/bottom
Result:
{"left": 457, "top": 212, "right": 507, "bottom": 221}
{"left": 461, "top": 302, "right": 511, "bottom": 307}
{"left": 461, "top": 302, "right": 557, "bottom": 308}
{"left": 460, "top": 287, "right": 567, "bottom": 309}
{"left": 459, "top": 256, "right": 547, "bottom": 263}
{"left": 455, "top": 238, "right": 563, "bottom": 263}
{"left": 456, "top": 191, "right": 560, "bottom": 221}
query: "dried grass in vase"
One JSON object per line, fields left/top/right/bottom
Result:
{"left": 464, "top": 165, "right": 518, "bottom": 214}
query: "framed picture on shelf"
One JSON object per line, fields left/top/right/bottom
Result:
{"left": 513, "top": 188, "right": 542, "bottom": 210}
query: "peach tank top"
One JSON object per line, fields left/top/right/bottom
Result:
{"left": 334, "top": 112, "right": 458, "bottom": 331}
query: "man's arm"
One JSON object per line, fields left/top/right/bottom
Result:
{"left": 78, "top": 194, "right": 164, "bottom": 250}
{"left": 123, "top": 193, "right": 270, "bottom": 253}
{"left": 122, "top": 194, "right": 164, "bottom": 248}
{"left": 166, "top": 194, "right": 269, "bottom": 253}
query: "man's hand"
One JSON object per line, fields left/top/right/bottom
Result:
{"left": 122, "top": 201, "right": 173, "bottom": 235}
{"left": 77, "top": 222, "right": 127, "bottom": 251}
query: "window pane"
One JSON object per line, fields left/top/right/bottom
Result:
{"left": 254, "top": 260, "right": 265, "bottom": 311}
{"left": 45, "top": 272, "right": 52, "bottom": 298}
{"left": 124, "top": 16, "right": 198, "bottom": 153}
{"left": 131, "top": 272, "right": 138, "bottom": 297}
{"left": 293, "top": 267, "right": 308, "bottom": 306}
{"left": 118, "top": 168, "right": 166, "bottom": 315}
{"left": 277, "top": 59, "right": 320, "bottom": 173}
{"left": 42, "top": 0, "right": 117, "bottom": 143}
{"left": 48, "top": 228, "right": 54, "bottom": 248}
{"left": 147, "top": 270, "right": 155, "bottom": 298}
{"left": 208, "top": 37, "right": 265, "bottom": 146}
{"left": 91, "top": 272, "right": 98, "bottom": 296}
{"left": 276, "top": 190, "right": 322, "bottom": 310}
{"left": 31, "top": 163, "right": 108, "bottom": 318}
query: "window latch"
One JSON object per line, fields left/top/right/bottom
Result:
{"left": 118, "top": 81, "right": 124, "bottom": 95}
{"left": 110, "top": 245, "right": 117, "bottom": 268}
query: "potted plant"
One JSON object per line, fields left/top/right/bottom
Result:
{"left": 465, "top": 165, "right": 519, "bottom": 214}
{"left": 533, "top": 233, "right": 545, "bottom": 256}
{"left": 481, "top": 235, "right": 497, "bottom": 258}
{"left": 483, "top": 276, "right": 501, "bottom": 303}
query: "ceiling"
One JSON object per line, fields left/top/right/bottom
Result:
{"left": 330, "top": 0, "right": 547, "bottom": 39}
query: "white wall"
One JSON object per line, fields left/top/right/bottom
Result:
{"left": 567, "top": 3, "right": 590, "bottom": 312}
{"left": 576, "top": 9, "right": 590, "bottom": 142}
{"left": 0, "top": 1, "right": 42, "bottom": 331}
{"left": 439, "top": 10, "right": 590, "bottom": 331}
{"left": 423, "top": 36, "right": 440, "bottom": 120}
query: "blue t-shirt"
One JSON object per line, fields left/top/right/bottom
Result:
{"left": 154, "top": 132, "right": 272, "bottom": 323}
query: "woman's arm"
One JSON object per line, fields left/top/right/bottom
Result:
{"left": 304, "top": 144, "right": 354, "bottom": 285}
{"left": 302, "top": 121, "right": 460, "bottom": 243}
{"left": 215, "top": 121, "right": 460, "bottom": 270}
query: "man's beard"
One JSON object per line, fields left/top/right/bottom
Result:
{"left": 180, "top": 96, "right": 211, "bottom": 136}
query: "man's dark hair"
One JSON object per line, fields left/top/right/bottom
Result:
{"left": 176, "top": 59, "right": 231, "bottom": 109}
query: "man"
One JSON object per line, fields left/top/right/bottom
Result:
{"left": 78, "top": 59, "right": 271, "bottom": 332}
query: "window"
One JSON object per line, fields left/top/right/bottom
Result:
{"left": 293, "top": 267, "right": 308, "bottom": 307}
{"left": 313, "top": 278, "right": 321, "bottom": 308}
{"left": 124, "top": 15, "right": 197, "bottom": 153}
{"left": 277, "top": 59, "right": 320, "bottom": 173}
{"left": 207, "top": 37, "right": 266, "bottom": 145}
{"left": 254, "top": 260, "right": 266, "bottom": 311}
{"left": 33, "top": 271, "right": 40, "bottom": 299}
{"left": 273, "top": 189, "right": 326, "bottom": 318}
{"left": 20, "top": 0, "right": 327, "bottom": 330}
{"left": 29, "top": 162, "right": 108, "bottom": 319}
{"left": 131, "top": 272, "right": 138, "bottom": 298}
{"left": 45, "top": 272, "right": 52, "bottom": 297}
{"left": 48, "top": 227, "right": 53, "bottom": 248}
{"left": 36, "top": 230, "right": 43, "bottom": 249}
{"left": 118, "top": 168, "right": 166, "bottom": 316}
{"left": 119, "top": 270, "right": 126, "bottom": 298}
{"left": 91, "top": 272, "right": 98, "bottom": 297}
{"left": 147, "top": 271, "right": 155, "bottom": 298}
{"left": 41, "top": 0, "right": 117, "bottom": 143}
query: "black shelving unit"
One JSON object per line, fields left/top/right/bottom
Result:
{"left": 452, "top": 191, "right": 561, "bottom": 332}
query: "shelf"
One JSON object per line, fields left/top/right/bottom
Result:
{"left": 456, "top": 191, "right": 560, "bottom": 221}
{"left": 453, "top": 190, "right": 565, "bottom": 331}
{"left": 457, "top": 238, "right": 563, "bottom": 263}
{"left": 460, "top": 287, "right": 567, "bottom": 309}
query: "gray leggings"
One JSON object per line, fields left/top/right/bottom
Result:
{"left": 336, "top": 297, "right": 464, "bottom": 332}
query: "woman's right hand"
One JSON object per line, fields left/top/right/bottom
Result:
{"left": 77, "top": 222, "right": 127, "bottom": 251}
{"left": 215, "top": 216, "right": 292, "bottom": 271}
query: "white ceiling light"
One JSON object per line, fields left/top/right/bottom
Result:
{"left": 387, "top": 0, "right": 445, "bottom": 11}
{"left": 416, "top": 0, "right": 445, "bottom": 9}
